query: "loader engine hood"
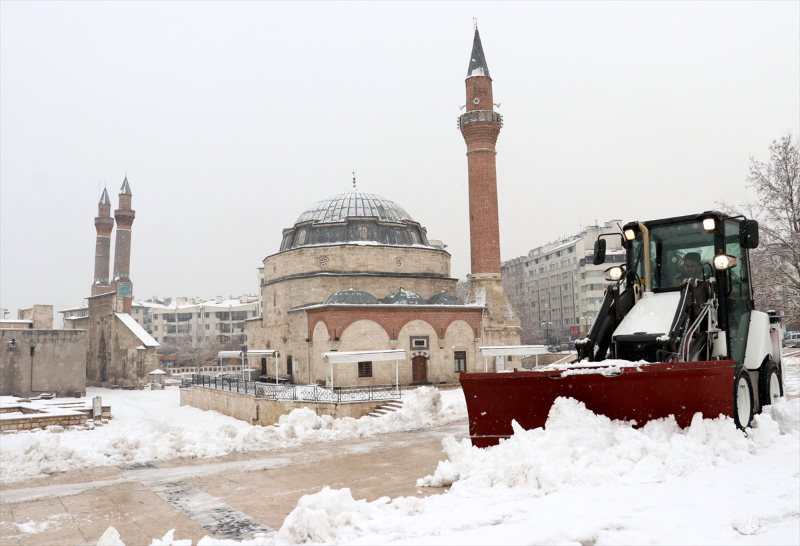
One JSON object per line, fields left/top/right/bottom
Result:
{"left": 612, "top": 292, "right": 681, "bottom": 362}
{"left": 613, "top": 292, "right": 681, "bottom": 338}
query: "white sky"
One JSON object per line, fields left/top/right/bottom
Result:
{"left": 1, "top": 1, "right": 798, "bottom": 321}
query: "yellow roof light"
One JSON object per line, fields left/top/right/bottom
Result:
{"left": 702, "top": 218, "right": 716, "bottom": 231}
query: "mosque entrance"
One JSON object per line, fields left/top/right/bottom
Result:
{"left": 411, "top": 356, "right": 427, "bottom": 384}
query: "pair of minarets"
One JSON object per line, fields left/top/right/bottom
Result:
{"left": 92, "top": 178, "right": 136, "bottom": 310}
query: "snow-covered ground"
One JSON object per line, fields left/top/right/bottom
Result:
{"left": 97, "top": 395, "right": 800, "bottom": 545}
{"left": 8, "top": 357, "right": 800, "bottom": 545}
{"left": 0, "top": 386, "right": 466, "bottom": 483}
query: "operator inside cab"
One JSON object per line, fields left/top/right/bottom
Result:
{"left": 673, "top": 252, "right": 703, "bottom": 286}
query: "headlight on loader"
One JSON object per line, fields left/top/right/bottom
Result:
{"left": 713, "top": 254, "right": 739, "bottom": 270}
{"left": 702, "top": 218, "right": 716, "bottom": 231}
{"left": 604, "top": 266, "right": 623, "bottom": 281}
{"left": 624, "top": 229, "right": 636, "bottom": 241}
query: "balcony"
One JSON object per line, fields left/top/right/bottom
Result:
{"left": 457, "top": 109, "right": 503, "bottom": 129}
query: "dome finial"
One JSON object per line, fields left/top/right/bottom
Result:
{"left": 352, "top": 171, "right": 356, "bottom": 190}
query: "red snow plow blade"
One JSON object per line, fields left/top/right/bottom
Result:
{"left": 460, "top": 359, "right": 736, "bottom": 448}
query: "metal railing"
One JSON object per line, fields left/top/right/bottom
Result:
{"left": 185, "top": 374, "right": 261, "bottom": 395}
{"left": 457, "top": 109, "right": 503, "bottom": 129}
{"left": 182, "top": 375, "right": 401, "bottom": 403}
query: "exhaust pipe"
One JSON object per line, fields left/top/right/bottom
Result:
{"left": 637, "top": 221, "right": 652, "bottom": 294}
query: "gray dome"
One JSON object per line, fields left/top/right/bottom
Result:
{"left": 381, "top": 289, "right": 426, "bottom": 305}
{"left": 297, "top": 191, "right": 413, "bottom": 225}
{"left": 280, "top": 190, "right": 430, "bottom": 251}
{"left": 427, "top": 291, "right": 464, "bottom": 305}
{"left": 325, "top": 289, "right": 379, "bottom": 305}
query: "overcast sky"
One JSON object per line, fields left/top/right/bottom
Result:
{"left": 1, "top": 1, "right": 798, "bottom": 322}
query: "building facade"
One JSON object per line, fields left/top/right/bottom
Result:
{"left": 501, "top": 220, "right": 625, "bottom": 343}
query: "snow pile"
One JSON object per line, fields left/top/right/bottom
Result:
{"left": 271, "top": 397, "right": 800, "bottom": 544}
{"left": 418, "top": 397, "right": 800, "bottom": 492}
{"left": 0, "top": 386, "right": 465, "bottom": 482}
{"left": 783, "top": 355, "right": 800, "bottom": 395}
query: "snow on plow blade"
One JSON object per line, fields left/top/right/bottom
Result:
{"left": 460, "top": 359, "right": 736, "bottom": 448}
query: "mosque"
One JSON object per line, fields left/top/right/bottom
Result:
{"left": 245, "top": 28, "right": 521, "bottom": 387}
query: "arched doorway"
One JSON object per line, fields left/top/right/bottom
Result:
{"left": 412, "top": 355, "right": 427, "bottom": 384}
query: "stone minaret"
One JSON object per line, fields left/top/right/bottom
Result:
{"left": 459, "top": 29, "right": 520, "bottom": 349}
{"left": 91, "top": 188, "right": 114, "bottom": 296}
{"left": 113, "top": 177, "right": 136, "bottom": 313}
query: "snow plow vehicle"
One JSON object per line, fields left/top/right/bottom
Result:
{"left": 461, "top": 211, "right": 786, "bottom": 447}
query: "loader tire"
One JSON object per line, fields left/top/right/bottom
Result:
{"left": 733, "top": 368, "right": 754, "bottom": 429}
{"left": 758, "top": 361, "right": 783, "bottom": 409}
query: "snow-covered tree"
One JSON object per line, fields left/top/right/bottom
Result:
{"left": 724, "top": 134, "right": 799, "bottom": 323}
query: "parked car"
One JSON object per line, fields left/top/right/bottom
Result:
{"left": 783, "top": 332, "right": 800, "bottom": 348}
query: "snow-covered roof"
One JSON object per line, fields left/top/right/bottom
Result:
{"left": 478, "top": 345, "right": 548, "bottom": 357}
{"left": 114, "top": 313, "right": 159, "bottom": 347}
{"left": 133, "top": 298, "right": 259, "bottom": 311}
{"left": 58, "top": 305, "right": 88, "bottom": 313}
{"left": 148, "top": 369, "right": 167, "bottom": 375}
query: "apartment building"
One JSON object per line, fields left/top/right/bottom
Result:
{"left": 502, "top": 220, "right": 625, "bottom": 341}
{"left": 133, "top": 295, "right": 261, "bottom": 344}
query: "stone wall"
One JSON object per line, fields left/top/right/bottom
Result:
{"left": 18, "top": 305, "right": 54, "bottom": 329}
{"left": 0, "top": 329, "right": 87, "bottom": 397}
{"left": 180, "top": 386, "right": 385, "bottom": 425}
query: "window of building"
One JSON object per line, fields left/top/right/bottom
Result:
{"left": 205, "top": 312, "right": 209, "bottom": 318}
{"left": 358, "top": 361, "right": 373, "bottom": 378}
{"left": 287, "top": 356, "right": 293, "bottom": 375}
{"left": 216, "top": 312, "right": 230, "bottom": 320}
{"left": 154, "top": 325, "right": 158, "bottom": 332}
{"left": 177, "top": 313, "right": 192, "bottom": 322}
{"left": 163, "top": 314, "right": 176, "bottom": 322}
{"left": 205, "top": 324, "right": 209, "bottom": 330}
{"left": 454, "top": 351, "right": 467, "bottom": 373}
{"left": 231, "top": 311, "right": 248, "bottom": 321}
{"left": 153, "top": 314, "right": 159, "bottom": 320}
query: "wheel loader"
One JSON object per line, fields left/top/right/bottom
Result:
{"left": 460, "top": 211, "right": 786, "bottom": 447}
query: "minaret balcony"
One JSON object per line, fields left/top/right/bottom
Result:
{"left": 457, "top": 109, "right": 503, "bottom": 129}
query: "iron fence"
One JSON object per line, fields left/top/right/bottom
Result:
{"left": 183, "top": 375, "right": 401, "bottom": 403}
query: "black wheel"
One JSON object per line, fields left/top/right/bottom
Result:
{"left": 758, "top": 361, "right": 783, "bottom": 410}
{"left": 733, "top": 368, "right": 754, "bottom": 429}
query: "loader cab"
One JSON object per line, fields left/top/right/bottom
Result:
{"left": 620, "top": 212, "right": 756, "bottom": 365}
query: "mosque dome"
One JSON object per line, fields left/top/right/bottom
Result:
{"left": 296, "top": 191, "right": 413, "bottom": 225}
{"left": 381, "top": 289, "right": 426, "bottom": 305}
{"left": 324, "top": 289, "right": 380, "bottom": 305}
{"left": 280, "top": 190, "right": 430, "bottom": 251}
{"left": 427, "top": 291, "right": 464, "bottom": 305}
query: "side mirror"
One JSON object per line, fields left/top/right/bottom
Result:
{"left": 593, "top": 239, "right": 607, "bottom": 265}
{"left": 740, "top": 220, "right": 759, "bottom": 249}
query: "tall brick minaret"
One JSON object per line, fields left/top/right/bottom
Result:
{"left": 112, "top": 176, "right": 135, "bottom": 313}
{"left": 459, "top": 28, "right": 520, "bottom": 349}
{"left": 92, "top": 187, "right": 114, "bottom": 296}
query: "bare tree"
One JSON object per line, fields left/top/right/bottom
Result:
{"left": 455, "top": 275, "right": 471, "bottom": 302}
{"left": 722, "top": 134, "right": 800, "bottom": 322}
{"left": 160, "top": 331, "right": 226, "bottom": 372}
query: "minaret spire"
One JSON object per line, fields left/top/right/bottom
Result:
{"left": 467, "top": 28, "right": 491, "bottom": 79}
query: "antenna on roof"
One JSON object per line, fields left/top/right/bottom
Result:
{"left": 352, "top": 171, "right": 356, "bottom": 189}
